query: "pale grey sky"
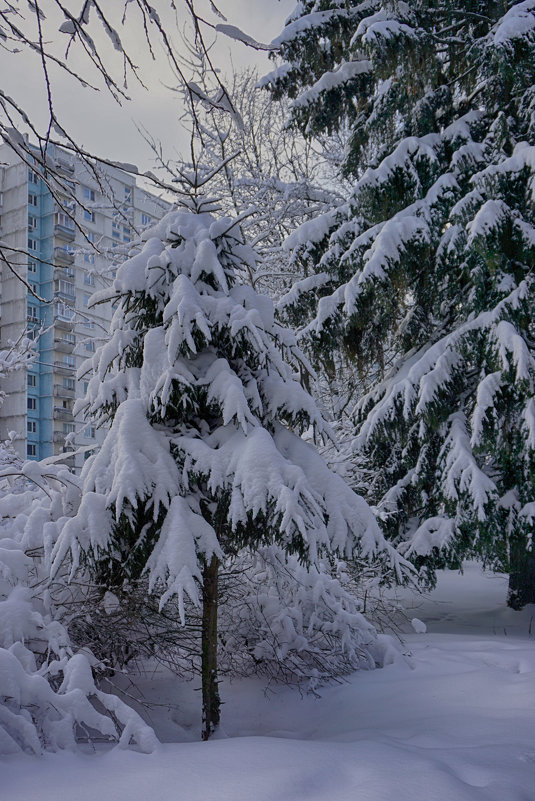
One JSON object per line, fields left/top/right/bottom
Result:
{"left": 1, "top": 1, "right": 295, "bottom": 173}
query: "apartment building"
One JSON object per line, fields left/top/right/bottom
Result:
{"left": 0, "top": 141, "right": 170, "bottom": 470}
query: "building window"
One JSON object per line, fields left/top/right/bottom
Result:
{"left": 27, "top": 443, "right": 37, "bottom": 457}
{"left": 62, "top": 355, "right": 75, "bottom": 368}
{"left": 84, "top": 253, "right": 95, "bottom": 265}
{"left": 27, "top": 397, "right": 37, "bottom": 410}
{"left": 55, "top": 301, "right": 75, "bottom": 321}
{"left": 28, "top": 238, "right": 38, "bottom": 251}
{"left": 27, "top": 374, "right": 37, "bottom": 387}
{"left": 57, "top": 280, "right": 75, "bottom": 298}
{"left": 83, "top": 293, "right": 91, "bottom": 307}
{"left": 83, "top": 381, "right": 89, "bottom": 393}
{"left": 83, "top": 187, "right": 95, "bottom": 202}
{"left": 28, "top": 192, "right": 38, "bottom": 206}
{"left": 141, "top": 213, "right": 152, "bottom": 226}
{"left": 84, "top": 340, "right": 96, "bottom": 352}
{"left": 55, "top": 211, "right": 75, "bottom": 230}
{"left": 28, "top": 215, "right": 38, "bottom": 231}
{"left": 27, "top": 421, "right": 37, "bottom": 434}
{"left": 87, "top": 231, "right": 96, "bottom": 243}
{"left": 28, "top": 170, "right": 39, "bottom": 184}
{"left": 63, "top": 377, "right": 75, "bottom": 390}
{"left": 124, "top": 186, "right": 132, "bottom": 203}
{"left": 84, "top": 209, "right": 95, "bottom": 223}
{"left": 83, "top": 271, "right": 95, "bottom": 286}
{"left": 84, "top": 426, "right": 96, "bottom": 439}
{"left": 28, "top": 260, "right": 37, "bottom": 273}
{"left": 27, "top": 303, "right": 39, "bottom": 322}
{"left": 63, "top": 423, "right": 76, "bottom": 434}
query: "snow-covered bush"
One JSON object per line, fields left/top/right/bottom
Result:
{"left": 218, "top": 546, "right": 394, "bottom": 686}
{"left": 0, "top": 456, "right": 157, "bottom": 754}
{"left": 66, "top": 547, "right": 393, "bottom": 691}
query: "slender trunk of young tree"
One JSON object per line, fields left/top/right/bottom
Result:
{"left": 201, "top": 554, "right": 220, "bottom": 740}
{"left": 507, "top": 541, "right": 535, "bottom": 610}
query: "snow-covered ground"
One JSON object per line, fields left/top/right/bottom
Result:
{"left": 3, "top": 563, "right": 535, "bottom": 801}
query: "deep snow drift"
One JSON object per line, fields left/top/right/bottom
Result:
{"left": 2, "top": 562, "right": 535, "bottom": 801}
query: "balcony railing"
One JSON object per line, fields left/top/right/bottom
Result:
{"left": 53, "top": 384, "right": 75, "bottom": 399}
{"left": 54, "top": 337, "right": 75, "bottom": 353}
{"left": 54, "top": 285, "right": 75, "bottom": 301}
{"left": 53, "top": 407, "right": 74, "bottom": 421}
{"left": 55, "top": 317, "right": 75, "bottom": 330}
{"left": 54, "top": 268, "right": 75, "bottom": 281}
{"left": 53, "top": 361, "right": 75, "bottom": 375}
{"left": 53, "top": 247, "right": 75, "bottom": 265}
{"left": 54, "top": 223, "right": 75, "bottom": 242}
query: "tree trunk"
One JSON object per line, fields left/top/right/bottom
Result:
{"left": 507, "top": 541, "right": 535, "bottom": 610}
{"left": 201, "top": 554, "right": 220, "bottom": 740}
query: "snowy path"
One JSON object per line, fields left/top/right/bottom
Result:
{"left": 3, "top": 564, "right": 535, "bottom": 801}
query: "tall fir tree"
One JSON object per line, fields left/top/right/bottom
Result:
{"left": 266, "top": 1, "right": 535, "bottom": 607}
{"left": 51, "top": 181, "right": 404, "bottom": 739}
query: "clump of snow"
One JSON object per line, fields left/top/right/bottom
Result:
{"left": 410, "top": 617, "right": 426, "bottom": 633}
{"left": 492, "top": 0, "right": 535, "bottom": 45}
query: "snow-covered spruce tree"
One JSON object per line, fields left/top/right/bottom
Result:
{"left": 51, "top": 185, "right": 406, "bottom": 739}
{"left": 266, "top": 1, "right": 535, "bottom": 607}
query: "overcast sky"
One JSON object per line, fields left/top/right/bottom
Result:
{"left": 0, "top": 1, "right": 295, "bottom": 174}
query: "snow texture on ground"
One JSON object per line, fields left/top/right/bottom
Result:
{"left": 2, "top": 563, "right": 535, "bottom": 801}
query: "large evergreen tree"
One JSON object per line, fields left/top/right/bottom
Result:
{"left": 51, "top": 186, "right": 404, "bottom": 739}
{"left": 266, "top": 1, "right": 535, "bottom": 606}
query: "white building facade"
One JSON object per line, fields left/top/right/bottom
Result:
{"left": 0, "top": 142, "right": 170, "bottom": 470}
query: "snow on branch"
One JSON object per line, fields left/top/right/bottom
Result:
{"left": 354, "top": 279, "right": 535, "bottom": 449}
{"left": 492, "top": 0, "right": 535, "bottom": 46}
{"left": 439, "top": 413, "right": 497, "bottom": 519}
{"left": 292, "top": 60, "right": 371, "bottom": 109}
{"left": 399, "top": 516, "right": 456, "bottom": 558}
{"left": 470, "top": 372, "right": 503, "bottom": 447}
{"left": 270, "top": 8, "right": 353, "bottom": 48}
